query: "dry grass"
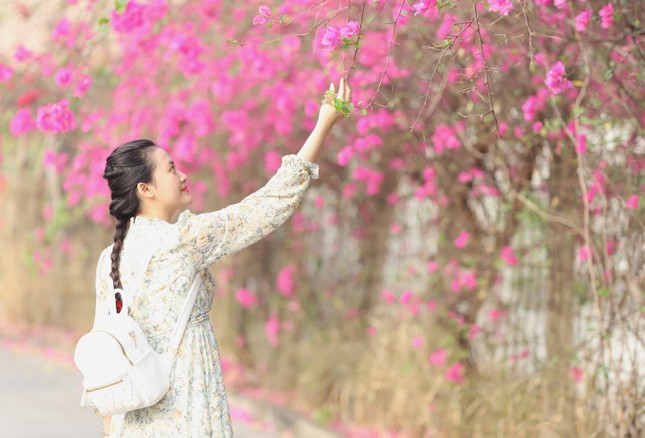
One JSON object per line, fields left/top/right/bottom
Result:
{"left": 235, "top": 311, "right": 611, "bottom": 437}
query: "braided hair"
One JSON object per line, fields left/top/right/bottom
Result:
{"left": 103, "top": 139, "right": 158, "bottom": 310}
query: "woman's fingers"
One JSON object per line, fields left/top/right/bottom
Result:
{"left": 336, "top": 77, "right": 351, "bottom": 101}
{"left": 337, "top": 77, "right": 344, "bottom": 100}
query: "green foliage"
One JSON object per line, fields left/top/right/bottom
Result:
{"left": 115, "top": 0, "right": 128, "bottom": 14}
{"left": 597, "top": 288, "right": 611, "bottom": 297}
{"left": 323, "top": 89, "right": 354, "bottom": 118}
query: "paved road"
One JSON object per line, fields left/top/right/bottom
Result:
{"left": 0, "top": 347, "right": 277, "bottom": 438}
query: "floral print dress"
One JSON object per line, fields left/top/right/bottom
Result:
{"left": 93, "top": 155, "right": 319, "bottom": 437}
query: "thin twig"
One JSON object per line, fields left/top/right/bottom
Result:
{"left": 472, "top": 1, "right": 500, "bottom": 135}
{"left": 346, "top": 0, "right": 368, "bottom": 81}
{"left": 411, "top": 20, "right": 475, "bottom": 131}
{"left": 363, "top": 0, "right": 407, "bottom": 110}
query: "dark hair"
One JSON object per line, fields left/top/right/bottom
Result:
{"left": 103, "top": 139, "right": 158, "bottom": 295}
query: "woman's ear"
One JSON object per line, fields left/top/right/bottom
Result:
{"left": 137, "top": 182, "right": 155, "bottom": 199}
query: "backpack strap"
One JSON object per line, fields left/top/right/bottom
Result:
{"left": 166, "top": 273, "right": 202, "bottom": 356}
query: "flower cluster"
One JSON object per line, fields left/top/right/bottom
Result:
{"left": 488, "top": 0, "right": 513, "bottom": 16}
{"left": 36, "top": 99, "right": 76, "bottom": 133}
{"left": 544, "top": 61, "right": 573, "bottom": 95}
{"left": 599, "top": 3, "right": 614, "bottom": 29}
{"left": 252, "top": 5, "right": 271, "bottom": 25}
{"left": 575, "top": 10, "right": 592, "bottom": 32}
{"left": 321, "top": 21, "right": 359, "bottom": 49}
{"left": 411, "top": 0, "right": 438, "bottom": 16}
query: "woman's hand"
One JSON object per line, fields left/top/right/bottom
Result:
{"left": 317, "top": 77, "right": 352, "bottom": 129}
{"left": 296, "top": 77, "right": 352, "bottom": 163}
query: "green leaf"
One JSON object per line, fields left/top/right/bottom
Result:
{"left": 98, "top": 17, "right": 110, "bottom": 26}
{"left": 598, "top": 288, "right": 611, "bottom": 297}
{"left": 360, "top": 108, "right": 367, "bottom": 116}
{"left": 115, "top": 0, "right": 128, "bottom": 14}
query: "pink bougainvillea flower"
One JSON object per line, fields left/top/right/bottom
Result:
{"left": 445, "top": 362, "right": 465, "bottom": 383}
{"left": 577, "top": 245, "right": 591, "bottom": 263}
{"left": 500, "top": 246, "right": 519, "bottom": 266}
{"left": 43, "top": 148, "right": 68, "bottom": 173}
{"left": 575, "top": 10, "right": 592, "bottom": 32}
{"left": 235, "top": 288, "right": 258, "bottom": 308}
{"left": 321, "top": 26, "right": 341, "bottom": 48}
{"left": 252, "top": 15, "right": 266, "bottom": 25}
{"left": 570, "top": 366, "right": 583, "bottom": 382}
{"left": 488, "top": 0, "right": 513, "bottom": 16}
{"left": 575, "top": 134, "right": 588, "bottom": 155}
{"left": 10, "top": 108, "right": 36, "bottom": 136}
{"left": 17, "top": 90, "right": 42, "bottom": 107}
{"left": 599, "top": 3, "right": 614, "bottom": 29}
{"left": 286, "top": 300, "right": 300, "bottom": 313}
{"left": 52, "top": 17, "right": 71, "bottom": 41}
{"left": 337, "top": 146, "right": 354, "bottom": 166}
{"left": 412, "top": 336, "right": 424, "bottom": 350}
{"left": 258, "top": 5, "right": 271, "bottom": 18}
{"left": 412, "top": 0, "right": 438, "bottom": 16}
{"left": 380, "top": 290, "right": 396, "bottom": 303}
{"left": 353, "top": 167, "right": 385, "bottom": 195}
{"left": 276, "top": 266, "right": 296, "bottom": 297}
{"left": 454, "top": 231, "right": 470, "bottom": 248}
{"left": 554, "top": 0, "right": 566, "bottom": 9}
{"left": 73, "top": 74, "right": 92, "bottom": 97}
{"left": 265, "top": 314, "right": 280, "bottom": 346}
{"left": 429, "top": 348, "right": 447, "bottom": 366}
{"left": 400, "top": 290, "right": 414, "bottom": 305}
{"left": 469, "top": 324, "right": 481, "bottom": 340}
{"left": 15, "top": 45, "right": 33, "bottom": 62}
{"left": 340, "top": 21, "right": 359, "bottom": 38}
{"left": 55, "top": 67, "right": 74, "bottom": 87}
{"left": 36, "top": 98, "right": 76, "bottom": 133}
{"left": 626, "top": 195, "right": 639, "bottom": 209}
{"left": 431, "top": 124, "right": 461, "bottom": 154}
{"left": 521, "top": 89, "right": 548, "bottom": 121}
{"left": 111, "top": 0, "right": 146, "bottom": 33}
{"left": 0, "top": 64, "right": 13, "bottom": 82}
{"left": 488, "top": 308, "right": 505, "bottom": 322}
{"left": 545, "top": 61, "right": 573, "bottom": 95}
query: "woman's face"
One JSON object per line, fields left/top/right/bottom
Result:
{"left": 144, "top": 147, "right": 192, "bottom": 217}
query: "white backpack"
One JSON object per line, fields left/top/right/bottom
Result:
{"left": 74, "top": 267, "right": 202, "bottom": 416}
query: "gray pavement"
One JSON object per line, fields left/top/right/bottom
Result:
{"left": 0, "top": 347, "right": 277, "bottom": 438}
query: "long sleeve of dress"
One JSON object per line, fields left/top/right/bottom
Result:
{"left": 177, "top": 154, "right": 319, "bottom": 271}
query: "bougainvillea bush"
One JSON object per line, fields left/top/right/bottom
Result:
{"left": 0, "top": 0, "right": 643, "bottom": 435}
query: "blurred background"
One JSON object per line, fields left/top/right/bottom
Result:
{"left": 0, "top": 0, "right": 643, "bottom": 437}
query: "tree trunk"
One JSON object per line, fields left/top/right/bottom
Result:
{"left": 544, "top": 149, "right": 578, "bottom": 435}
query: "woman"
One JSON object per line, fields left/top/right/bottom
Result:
{"left": 96, "top": 78, "right": 351, "bottom": 437}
